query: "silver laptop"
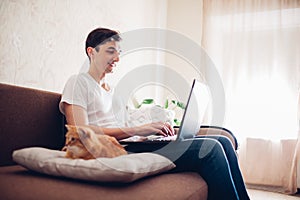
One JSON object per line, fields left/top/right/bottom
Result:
{"left": 120, "top": 79, "right": 210, "bottom": 143}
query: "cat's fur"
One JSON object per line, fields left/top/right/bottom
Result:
{"left": 62, "top": 125, "right": 127, "bottom": 159}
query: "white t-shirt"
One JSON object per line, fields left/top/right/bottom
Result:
{"left": 59, "top": 73, "right": 126, "bottom": 127}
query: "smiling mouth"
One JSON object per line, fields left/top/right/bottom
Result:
{"left": 107, "top": 62, "right": 116, "bottom": 67}
{"left": 106, "top": 62, "right": 115, "bottom": 72}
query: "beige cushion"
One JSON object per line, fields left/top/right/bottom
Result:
{"left": 12, "top": 147, "right": 175, "bottom": 182}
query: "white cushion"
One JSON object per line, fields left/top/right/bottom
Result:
{"left": 12, "top": 147, "right": 175, "bottom": 182}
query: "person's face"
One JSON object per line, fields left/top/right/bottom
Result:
{"left": 88, "top": 40, "right": 121, "bottom": 75}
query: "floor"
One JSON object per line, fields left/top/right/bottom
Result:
{"left": 248, "top": 189, "right": 300, "bottom": 200}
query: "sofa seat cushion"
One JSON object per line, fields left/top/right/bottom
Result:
{"left": 0, "top": 165, "right": 208, "bottom": 200}
{"left": 12, "top": 147, "right": 176, "bottom": 183}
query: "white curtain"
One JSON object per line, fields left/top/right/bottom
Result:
{"left": 201, "top": 0, "right": 300, "bottom": 194}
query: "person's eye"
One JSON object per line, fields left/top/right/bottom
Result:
{"left": 106, "top": 49, "right": 121, "bottom": 55}
{"left": 106, "top": 50, "right": 115, "bottom": 54}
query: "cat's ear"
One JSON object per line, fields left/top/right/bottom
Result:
{"left": 65, "top": 124, "right": 74, "bottom": 131}
{"left": 77, "top": 127, "right": 91, "bottom": 139}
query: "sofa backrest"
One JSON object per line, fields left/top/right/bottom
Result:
{"left": 0, "top": 83, "right": 65, "bottom": 166}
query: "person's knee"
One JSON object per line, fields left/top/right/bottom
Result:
{"left": 196, "top": 138, "right": 224, "bottom": 159}
{"left": 216, "top": 135, "right": 235, "bottom": 148}
{"left": 196, "top": 135, "right": 236, "bottom": 150}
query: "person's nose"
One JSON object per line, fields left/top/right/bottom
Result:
{"left": 113, "top": 54, "right": 120, "bottom": 62}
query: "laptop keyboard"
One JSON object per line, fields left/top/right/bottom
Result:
{"left": 147, "top": 135, "right": 177, "bottom": 141}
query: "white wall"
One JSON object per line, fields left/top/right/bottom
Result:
{"left": 167, "top": 0, "right": 203, "bottom": 44}
{"left": 0, "top": 0, "right": 204, "bottom": 107}
{"left": 0, "top": 0, "right": 167, "bottom": 92}
{"left": 147, "top": 0, "right": 203, "bottom": 107}
{"left": 165, "top": 0, "right": 204, "bottom": 84}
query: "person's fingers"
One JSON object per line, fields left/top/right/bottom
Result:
{"left": 166, "top": 122, "right": 175, "bottom": 136}
{"left": 162, "top": 125, "right": 169, "bottom": 135}
{"left": 162, "top": 122, "right": 174, "bottom": 136}
{"left": 146, "top": 122, "right": 174, "bottom": 137}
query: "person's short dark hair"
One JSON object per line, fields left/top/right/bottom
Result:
{"left": 85, "top": 28, "right": 121, "bottom": 58}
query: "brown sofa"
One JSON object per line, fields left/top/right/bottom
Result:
{"left": 0, "top": 83, "right": 239, "bottom": 200}
{"left": 0, "top": 83, "right": 208, "bottom": 200}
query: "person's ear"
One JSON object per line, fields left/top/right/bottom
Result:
{"left": 87, "top": 47, "right": 94, "bottom": 58}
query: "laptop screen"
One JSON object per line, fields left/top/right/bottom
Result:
{"left": 177, "top": 79, "right": 210, "bottom": 140}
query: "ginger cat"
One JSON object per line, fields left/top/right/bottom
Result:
{"left": 62, "top": 125, "right": 127, "bottom": 159}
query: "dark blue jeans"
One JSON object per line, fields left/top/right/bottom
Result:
{"left": 125, "top": 136, "right": 250, "bottom": 200}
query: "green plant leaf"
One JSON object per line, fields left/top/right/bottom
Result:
{"left": 174, "top": 118, "right": 181, "bottom": 126}
{"left": 170, "top": 100, "right": 185, "bottom": 110}
{"left": 164, "top": 99, "right": 169, "bottom": 109}
{"left": 137, "top": 98, "right": 154, "bottom": 108}
{"left": 177, "top": 102, "right": 186, "bottom": 109}
{"left": 142, "top": 99, "right": 154, "bottom": 104}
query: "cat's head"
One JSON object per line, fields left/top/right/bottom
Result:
{"left": 62, "top": 125, "right": 95, "bottom": 159}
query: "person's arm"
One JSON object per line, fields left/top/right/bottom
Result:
{"left": 63, "top": 103, "right": 175, "bottom": 140}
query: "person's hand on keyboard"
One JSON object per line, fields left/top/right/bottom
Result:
{"left": 134, "top": 122, "right": 175, "bottom": 137}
